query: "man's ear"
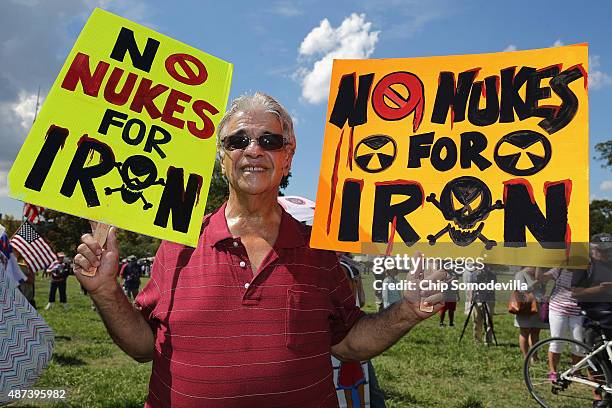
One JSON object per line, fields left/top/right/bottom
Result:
{"left": 218, "top": 152, "right": 226, "bottom": 176}
{"left": 283, "top": 150, "right": 293, "bottom": 177}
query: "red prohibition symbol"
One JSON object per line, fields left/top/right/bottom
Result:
{"left": 165, "top": 53, "right": 208, "bottom": 86}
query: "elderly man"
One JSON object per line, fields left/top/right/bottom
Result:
{"left": 73, "top": 93, "right": 443, "bottom": 407}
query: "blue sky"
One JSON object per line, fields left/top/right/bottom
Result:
{"left": 0, "top": 0, "right": 610, "bottom": 218}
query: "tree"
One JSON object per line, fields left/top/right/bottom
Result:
{"left": 0, "top": 214, "right": 20, "bottom": 237}
{"left": 35, "top": 210, "right": 160, "bottom": 259}
{"left": 590, "top": 199, "right": 612, "bottom": 235}
{"left": 594, "top": 141, "right": 612, "bottom": 168}
{"left": 36, "top": 210, "right": 90, "bottom": 255}
{"left": 115, "top": 229, "right": 160, "bottom": 259}
{"left": 204, "top": 159, "right": 229, "bottom": 214}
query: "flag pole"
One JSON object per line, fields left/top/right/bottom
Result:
{"left": 33, "top": 85, "right": 41, "bottom": 123}
{"left": 22, "top": 86, "right": 42, "bottom": 225}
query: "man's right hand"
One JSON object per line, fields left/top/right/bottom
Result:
{"left": 73, "top": 224, "right": 120, "bottom": 296}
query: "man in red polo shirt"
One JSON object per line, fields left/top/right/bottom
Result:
{"left": 73, "top": 93, "right": 445, "bottom": 407}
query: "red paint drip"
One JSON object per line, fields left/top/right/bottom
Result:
{"left": 326, "top": 129, "right": 344, "bottom": 235}
{"left": 46, "top": 125, "right": 69, "bottom": 150}
{"left": 193, "top": 174, "right": 203, "bottom": 205}
{"left": 570, "top": 63, "right": 588, "bottom": 90}
{"left": 347, "top": 127, "right": 354, "bottom": 170}
{"left": 565, "top": 223, "right": 572, "bottom": 262}
{"left": 76, "top": 134, "right": 116, "bottom": 163}
{"left": 385, "top": 216, "right": 397, "bottom": 256}
{"left": 538, "top": 105, "right": 561, "bottom": 118}
{"left": 544, "top": 179, "right": 573, "bottom": 260}
{"left": 538, "top": 63, "right": 563, "bottom": 73}
{"left": 374, "top": 179, "right": 425, "bottom": 207}
{"left": 543, "top": 179, "right": 572, "bottom": 207}
{"left": 450, "top": 72, "right": 456, "bottom": 129}
{"left": 345, "top": 178, "right": 365, "bottom": 190}
{"left": 503, "top": 178, "right": 535, "bottom": 204}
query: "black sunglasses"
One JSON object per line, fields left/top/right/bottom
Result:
{"left": 222, "top": 133, "right": 288, "bottom": 151}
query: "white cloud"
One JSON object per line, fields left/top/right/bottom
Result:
{"left": 0, "top": 0, "right": 151, "bottom": 184}
{"left": 271, "top": 1, "right": 302, "bottom": 17}
{"left": 296, "top": 13, "right": 379, "bottom": 104}
{"left": 290, "top": 109, "right": 300, "bottom": 126}
{"left": 552, "top": 39, "right": 564, "bottom": 47}
{"left": 600, "top": 180, "right": 612, "bottom": 191}
{"left": 12, "top": 91, "right": 41, "bottom": 130}
{"left": 589, "top": 55, "right": 612, "bottom": 90}
{"left": 509, "top": 39, "right": 611, "bottom": 91}
{"left": 0, "top": 171, "right": 8, "bottom": 198}
{"left": 503, "top": 44, "right": 517, "bottom": 52}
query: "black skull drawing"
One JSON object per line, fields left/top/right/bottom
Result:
{"left": 104, "top": 155, "right": 165, "bottom": 210}
{"left": 426, "top": 176, "right": 503, "bottom": 249}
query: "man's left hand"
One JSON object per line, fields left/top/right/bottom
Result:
{"left": 399, "top": 253, "right": 446, "bottom": 322}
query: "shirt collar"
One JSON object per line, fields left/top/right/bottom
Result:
{"left": 206, "top": 201, "right": 305, "bottom": 249}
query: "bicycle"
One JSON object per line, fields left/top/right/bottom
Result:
{"left": 524, "top": 312, "right": 612, "bottom": 407}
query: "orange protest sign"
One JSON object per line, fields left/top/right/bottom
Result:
{"left": 311, "top": 45, "right": 589, "bottom": 267}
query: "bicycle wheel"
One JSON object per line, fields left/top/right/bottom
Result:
{"left": 524, "top": 337, "right": 612, "bottom": 408}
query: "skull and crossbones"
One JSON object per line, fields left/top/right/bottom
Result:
{"left": 426, "top": 176, "right": 503, "bottom": 249}
{"left": 104, "top": 155, "right": 165, "bottom": 210}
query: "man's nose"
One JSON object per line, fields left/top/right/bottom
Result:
{"left": 243, "top": 138, "right": 264, "bottom": 157}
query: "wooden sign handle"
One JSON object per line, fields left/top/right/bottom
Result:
{"left": 80, "top": 223, "right": 111, "bottom": 277}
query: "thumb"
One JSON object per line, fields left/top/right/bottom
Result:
{"left": 106, "top": 226, "right": 119, "bottom": 255}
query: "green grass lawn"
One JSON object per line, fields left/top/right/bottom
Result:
{"left": 11, "top": 272, "right": 543, "bottom": 407}
{"left": 12, "top": 276, "right": 151, "bottom": 408}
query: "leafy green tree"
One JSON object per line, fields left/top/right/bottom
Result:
{"left": 590, "top": 199, "right": 612, "bottom": 235}
{"left": 115, "top": 230, "right": 160, "bottom": 259}
{"left": 204, "top": 159, "right": 229, "bottom": 214}
{"left": 0, "top": 214, "right": 20, "bottom": 237}
{"left": 594, "top": 141, "right": 612, "bottom": 168}
{"left": 36, "top": 210, "right": 90, "bottom": 255}
{"left": 35, "top": 210, "right": 160, "bottom": 258}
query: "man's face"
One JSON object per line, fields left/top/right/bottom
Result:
{"left": 220, "top": 109, "right": 292, "bottom": 196}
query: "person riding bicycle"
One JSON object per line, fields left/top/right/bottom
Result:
{"left": 572, "top": 233, "right": 612, "bottom": 408}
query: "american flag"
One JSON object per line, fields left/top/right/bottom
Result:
{"left": 23, "top": 204, "right": 44, "bottom": 223}
{"left": 10, "top": 221, "right": 57, "bottom": 273}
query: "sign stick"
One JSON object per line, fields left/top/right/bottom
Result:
{"left": 80, "top": 222, "right": 111, "bottom": 277}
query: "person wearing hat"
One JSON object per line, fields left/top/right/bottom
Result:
{"left": 571, "top": 233, "right": 612, "bottom": 408}
{"left": 572, "top": 233, "right": 612, "bottom": 328}
{"left": 122, "top": 255, "right": 141, "bottom": 302}
{"left": 45, "top": 252, "right": 69, "bottom": 310}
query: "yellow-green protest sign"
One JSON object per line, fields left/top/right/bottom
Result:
{"left": 311, "top": 45, "right": 589, "bottom": 267}
{"left": 8, "top": 8, "right": 232, "bottom": 247}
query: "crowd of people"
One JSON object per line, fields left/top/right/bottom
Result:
{"left": 10, "top": 92, "right": 608, "bottom": 407}
{"left": 363, "top": 233, "right": 612, "bottom": 407}
{"left": 15, "top": 252, "right": 151, "bottom": 311}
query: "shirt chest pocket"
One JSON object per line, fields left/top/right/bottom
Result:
{"left": 285, "top": 288, "right": 333, "bottom": 354}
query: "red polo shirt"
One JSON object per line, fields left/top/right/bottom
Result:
{"left": 135, "top": 203, "right": 364, "bottom": 407}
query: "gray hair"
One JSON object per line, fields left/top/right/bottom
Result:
{"left": 217, "top": 92, "right": 296, "bottom": 157}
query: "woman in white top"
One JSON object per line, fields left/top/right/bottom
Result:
{"left": 535, "top": 267, "right": 584, "bottom": 381}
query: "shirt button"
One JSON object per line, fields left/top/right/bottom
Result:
{"left": 233, "top": 241, "right": 239, "bottom": 247}
{"left": 239, "top": 261, "right": 246, "bottom": 268}
{"left": 244, "top": 282, "right": 250, "bottom": 289}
